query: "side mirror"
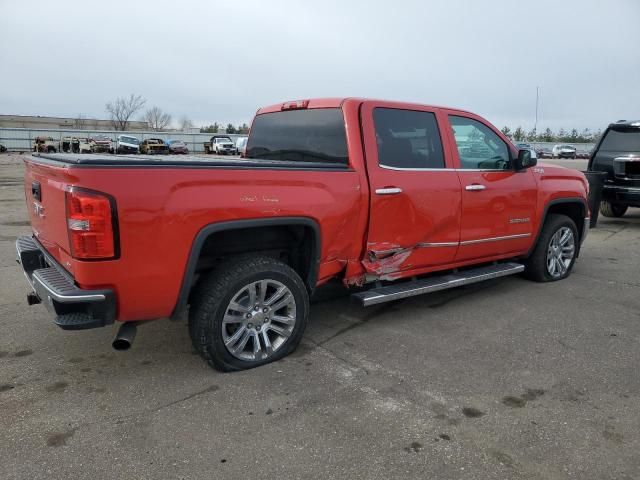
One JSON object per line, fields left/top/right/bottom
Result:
{"left": 514, "top": 149, "right": 537, "bottom": 170}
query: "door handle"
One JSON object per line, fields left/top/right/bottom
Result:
{"left": 375, "top": 187, "right": 403, "bottom": 195}
{"left": 465, "top": 184, "right": 486, "bottom": 191}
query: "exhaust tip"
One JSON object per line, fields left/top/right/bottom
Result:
{"left": 112, "top": 322, "right": 137, "bottom": 351}
{"left": 112, "top": 338, "right": 132, "bottom": 351}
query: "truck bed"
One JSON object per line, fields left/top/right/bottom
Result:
{"left": 30, "top": 153, "right": 348, "bottom": 170}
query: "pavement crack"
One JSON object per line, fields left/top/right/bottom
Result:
{"left": 155, "top": 384, "right": 220, "bottom": 411}
{"left": 305, "top": 337, "right": 369, "bottom": 374}
{"left": 316, "top": 320, "right": 364, "bottom": 347}
{"left": 603, "top": 226, "right": 627, "bottom": 241}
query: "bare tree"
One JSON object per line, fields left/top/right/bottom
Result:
{"left": 74, "top": 114, "right": 87, "bottom": 130}
{"left": 145, "top": 106, "right": 172, "bottom": 131}
{"left": 105, "top": 94, "right": 146, "bottom": 131}
{"left": 179, "top": 116, "right": 194, "bottom": 131}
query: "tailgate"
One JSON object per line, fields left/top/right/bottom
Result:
{"left": 24, "top": 157, "right": 72, "bottom": 264}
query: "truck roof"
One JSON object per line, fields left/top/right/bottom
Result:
{"left": 609, "top": 120, "right": 640, "bottom": 129}
{"left": 256, "top": 97, "right": 474, "bottom": 116}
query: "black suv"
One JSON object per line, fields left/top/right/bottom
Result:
{"left": 589, "top": 120, "right": 640, "bottom": 217}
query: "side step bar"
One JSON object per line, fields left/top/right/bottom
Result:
{"left": 352, "top": 262, "right": 525, "bottom": 307}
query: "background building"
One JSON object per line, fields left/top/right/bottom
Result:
{"left": 0, "top": 114, "right": 149, "bottom": 131}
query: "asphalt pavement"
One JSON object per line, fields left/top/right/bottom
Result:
{"left": 1, "top": 153, "right": 638, "bottom": 479}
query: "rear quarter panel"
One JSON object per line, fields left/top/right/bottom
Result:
{"left": 64, "top": 166, "right": 366, "bottom": 320}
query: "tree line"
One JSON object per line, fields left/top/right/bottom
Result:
{"left": 500, "top": 126, "right": 602, "bottom": 144}
{"left": 103, "top": 94, "right": 247, "bottom": 133}
{"left": 199, "top": 123, "right": 249, "bottom": 134}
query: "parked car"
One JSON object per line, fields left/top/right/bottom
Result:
{"left": 236, "top": 136, "right": 248, "bottom": 156}
{"left": 166, "top": 139, "right": 189, "bottom": 154}
{"left": 552, "top": 144, "right": 577, "bottom": 159}
{"left": 17, "top": 97, "right": 589, "bottom": 372}
{"left": 576, "top": 149, "right": 591, "bottom": 159}
{"left": 536, "top": 147, "right": 552, "bottom": 159}
{"left": 116, "top": 135, "right": 140, "bottom": 154}
{"left": 204, "top": 135, "right": 236, "bottom": 155}
{"left": 588, "top": 119, "right": 640, "bottom": 218}
{"left": 33, "top": 136, "right": 58, "bottom": 153}
{"left": 140, "top": 138, "right": 170, "bottom": 155}
{"left": 60, "top": 137, "right": 92, "bottom": 154}
{"left": 91, "top": 135, "right": 114, "bottom": 154}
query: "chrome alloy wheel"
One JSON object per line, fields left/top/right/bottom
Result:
{"left": 222, "top": 279, "right": 297, "bottom": 361}
{"left": 546, "top": 226, "right": 575, "bottom": 278}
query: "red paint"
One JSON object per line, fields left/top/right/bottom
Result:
{"left": 22, "top": 98, "right": 589, "bottom": 323}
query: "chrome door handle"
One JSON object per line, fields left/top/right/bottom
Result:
{"left": 465, "top": 184, "right": 486, "bottom": 191}
{"left": 375, "top": 187, "right": 403, "bottom": 195}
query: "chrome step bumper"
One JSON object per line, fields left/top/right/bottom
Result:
{"left": 16, "top": 236, "right": 116, "bottom": 330}
{"left": 352, "top": 262, "right": 525, "bottom": 307}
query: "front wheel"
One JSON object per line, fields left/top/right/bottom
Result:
{"left": 600, "top": 201, "right": 628, "bottom": 218}
{"left": 189, "top": 256, "right": 309, "bottom": 371}
{"left": 524, "top": 214, "right": 578, "bottom": 282}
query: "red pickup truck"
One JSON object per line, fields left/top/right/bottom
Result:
{"left": 17, "top": 98, "right": 590, "bottom": 371}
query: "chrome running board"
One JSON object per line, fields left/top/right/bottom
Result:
{"left": 352, "top": 262, "right": 525, "bottom": 307}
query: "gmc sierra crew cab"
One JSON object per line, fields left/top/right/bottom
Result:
{"left": 16, "top": 98, "right": 590, "bottom": 371}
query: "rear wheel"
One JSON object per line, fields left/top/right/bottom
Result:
{"left": 600, "top": 201, "right": 628, "bottom": 218}
{"left": 189, "top": 256, "right": 309, "bottom": 371}
{"left": 524, "top": 214, "right": 578, "bottom": 282}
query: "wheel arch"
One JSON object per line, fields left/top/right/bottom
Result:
{"left": 527, "top": 197, "right": 588, "bottom": 257}
{"left": 171, "top": 217, "right": 321, "bottom": 319}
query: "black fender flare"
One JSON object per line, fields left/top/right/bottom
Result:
{"left": 171, "top": 217, "right": 321, "bottom": 319}
{"left": 526, "top": 197, "right": 588, "bottom": 257}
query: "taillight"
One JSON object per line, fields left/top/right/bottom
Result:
{"left": 65, "top": 187, "right": 119, "bottom": 260}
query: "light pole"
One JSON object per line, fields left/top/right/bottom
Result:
{"left": 535, "top": 86, "right": 539, "bottom": 133}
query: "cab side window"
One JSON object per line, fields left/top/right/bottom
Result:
{"left": 449, "top": 116, "right": 510, "bottom": 170}
{"left": 373, "top": 108, "right": 445, "bottom": 169}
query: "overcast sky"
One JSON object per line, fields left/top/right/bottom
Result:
{"left": 1, "top": 0, "right": 638, "bottom": 131}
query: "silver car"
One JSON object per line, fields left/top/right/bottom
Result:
{"left": 236, "top": 136, "right": 248, "bottom": 156}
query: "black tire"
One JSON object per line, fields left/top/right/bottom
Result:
{"left": 524, "top": 214, "right": 578, "bottom": 282}
{"left": 189, "top": 256, "right": 309, "bottom": 372}
{"left": 600, "top": 201, "right": 627, "bottom": 218}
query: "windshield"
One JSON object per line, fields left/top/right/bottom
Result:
{"left": 215, "top": 138, "right": 232, "bottom": 143}
{"left": 121, "top": 136, "right": 139, "bottom": 145}
{"left": 599, "top": 128, "right": 640, "bottom": 152}
{"left": 246, "top": 108, "right": 348, "bottom": 164}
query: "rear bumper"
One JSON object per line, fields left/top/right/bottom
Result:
{"left": 602, "top": 184, "right": 640, "bottom": 206}
{"left": 16, "top": 236, "right": 116, "bottom": 330}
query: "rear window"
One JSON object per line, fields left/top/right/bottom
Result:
{"left": 247, "top": 108, "right": 348, "bottom": 164}
{"left": 599, "top": 129, "right": 640, "bottom": 152}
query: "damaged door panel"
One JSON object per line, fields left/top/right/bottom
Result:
{"left": 360, "top": 103, "right": 462, "bottom": 280}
